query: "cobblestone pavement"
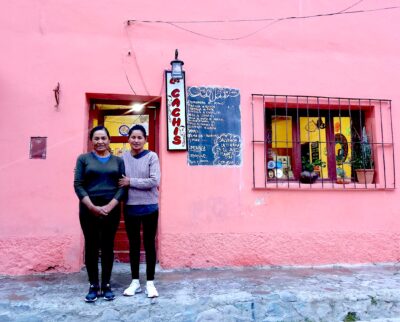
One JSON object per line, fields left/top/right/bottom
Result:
{"left": 1, "top": 263, "right": 400, "bottom": 321}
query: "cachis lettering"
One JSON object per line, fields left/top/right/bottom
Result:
{"left": 172, "top": 108, "right": 181, "bottom": 117}
{"left": 173, "top": 136, "right": 182, "bottom": 144}
{"left": 172, "top": 99, "right": 180, "bottom": 107}
{"left": 171, "top": 89, "right": 180, "bottom": 97}
{"left": 172, "top": 118, "right": 181, "bottom": 126}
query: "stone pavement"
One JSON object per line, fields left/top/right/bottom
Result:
{"left": 1, "top": 263, "right": 400, "bottom": 322}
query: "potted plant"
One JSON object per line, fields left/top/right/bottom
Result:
{"left": 352, "top": 126, "right": 374, "bottom": 184}
{"left": 300, "top": 157, "right": 326, "bottom": 183}
{"left": 336, "top": 167, "right": 350, "bottom": 184}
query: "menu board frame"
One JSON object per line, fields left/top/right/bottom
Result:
{"left": 186, "top": 86, "right": 241, "bottom": 166}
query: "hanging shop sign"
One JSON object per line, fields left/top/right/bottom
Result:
{"left": 165, "top": 70, "right": 187, "bottom": 151}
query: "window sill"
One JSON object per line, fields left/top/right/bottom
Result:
{"left": 254, "top": 181, "right": 394, "bottom": 190}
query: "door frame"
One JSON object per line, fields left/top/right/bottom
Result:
{"left": 85, "top": 93, "right": 161, "bottom": 262}
{"left": 86, "top": 93, "right": 161, "bottom": 154}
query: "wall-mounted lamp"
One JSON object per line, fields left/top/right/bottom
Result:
{"left": 170, "top": 49, "right": 184, "bottom": 79}
{"left": 53, "top": 82, "right": 60, "bottom": 109}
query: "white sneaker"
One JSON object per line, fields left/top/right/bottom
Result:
{"left": 123, "top": 279, "right": 141, "bottom": 296}
{"left": 145, "top": 281, "right": 159, "bottom": 298}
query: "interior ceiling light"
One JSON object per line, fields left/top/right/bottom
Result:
{"left": 130, "top": 103, "right": 145, "bottom": 112}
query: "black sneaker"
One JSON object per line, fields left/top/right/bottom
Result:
{"left": 101, "top": 284, "right": 115, "bottom": 301}
{"left": 85, "top": 284, "right": 99, "bottom": 303}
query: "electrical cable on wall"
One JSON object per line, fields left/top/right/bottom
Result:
{"left": 123, "top": 68, "right": 137, "bottom": 95}
{"left": 126, "top": 2, "right": 400, "bottom": 41}
{"left": 123, "top": 23, "right": 151, "bottom": 96}
{"left": 122, "top": 0, "right": 399, "bottom": 94}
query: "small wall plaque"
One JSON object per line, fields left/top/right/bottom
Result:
{"left": 30, "top": 137, "right": 47, "bottom": 159}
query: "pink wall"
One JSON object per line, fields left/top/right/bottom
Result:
{"left": 0, "top": 0, "right": 399, "bottom": 275}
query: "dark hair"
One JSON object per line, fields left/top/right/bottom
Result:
{"left": 89, "top": 125, "right": 111, "bottom": 140}
{"left": 128, "top": 124, "right": 147, "bottom": 139}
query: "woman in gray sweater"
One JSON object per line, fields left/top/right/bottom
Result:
{"left": 74, "top": 126, "right": 126, "bottom": 302}
{"left": 118, "top": 124, "right": 161, "bottom": 298}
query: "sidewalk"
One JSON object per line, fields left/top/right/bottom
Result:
{"left": 1, "top": 263, "right": 400, "bottom": 322}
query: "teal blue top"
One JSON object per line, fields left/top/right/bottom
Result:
{"left": 93, "top": 153, "right": 111, "bottom": 164}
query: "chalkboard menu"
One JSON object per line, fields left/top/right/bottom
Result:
{"left": 311, "top": 142, "right": 320, "bottom": 162}
{"left": 187, "top": 86, "right": 241, "bottom": 166}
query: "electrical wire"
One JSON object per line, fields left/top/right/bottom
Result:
{"left": 127, "top": 3, "right": 400, "bottom": 41}
{"left": 165, "top": 20, "right": 280, "bottom": 41}
{"left": 337, "top": 0, "right": 364, "bottom": 13}
{"left": 128, "top": 3, "right": 397, "bottom": 24}
{"left": 124, "top": 24, "right": 151, "bottom": 95}
{"left": 123, "top": 68, "right": 137, "bottom": 95}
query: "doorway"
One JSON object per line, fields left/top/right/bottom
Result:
{"left": 87, "top": 94, "right": 160, "bottom": 262}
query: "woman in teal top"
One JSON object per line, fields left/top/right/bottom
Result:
{"left": 74, "top": 125, "right": 125, "bottom": 303}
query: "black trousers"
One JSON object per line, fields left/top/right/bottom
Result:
{"left": 125, "top": 210, "right": 159, "bottom": 281}
{"left": 79, "top": 200, "right": 120, "bottom": 286}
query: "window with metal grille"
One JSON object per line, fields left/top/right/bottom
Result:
{"left": 251, "top": 95, "right": 395, "bottom": 190}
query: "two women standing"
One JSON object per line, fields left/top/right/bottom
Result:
{"left": 74, "top": 124, "right": 160, "bottom": 302}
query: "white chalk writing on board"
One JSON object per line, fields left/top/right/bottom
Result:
{"left": 212, "top": 133, "right": 241, "bottom": 165}
{"left": 187, "top": 87, "right": 240, "bottom": 103}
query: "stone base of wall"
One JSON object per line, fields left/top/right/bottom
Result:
{"left": 159, "top": 232, "right": 400, "bottom": 269}
{"left": 2, "top": 232, "right": 399, "bottom": 275}
{"left": 0, "top": 235, "right": 83, "bottom": 275}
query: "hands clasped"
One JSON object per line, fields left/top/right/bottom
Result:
{"left": 90, "top": 205, "right": 111, "bottom": 217}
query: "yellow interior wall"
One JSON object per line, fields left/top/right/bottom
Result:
{"left": 104, "top": 115, "right": 150, "bottom": 156}
{"left": 104, "top": 115, "right": 148, "bottom": 136}
{"left": 272, "top": 116, "right": 292, "bottom": 148}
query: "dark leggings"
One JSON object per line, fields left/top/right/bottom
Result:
{"left": 79, "top": 202, "right": 120, "bottom": 286}
{"left": 125, "top": 211, "right": 158, "bottom": 281}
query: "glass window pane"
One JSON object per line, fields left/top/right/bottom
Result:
{"left": 269, "top": 116, "right": 294, "bottom": 180}
{"left": 299, "top": 117, "right": 328, "bottom": 179}
{"left": 271, "top": 116, "right": 292, "bottom": 148}
{"left": 334, "top": 116, "right": 352, "bottom": 179}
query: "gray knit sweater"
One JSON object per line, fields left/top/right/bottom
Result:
{"left": 122, "top": 150, "right": 160, "bottom": 205}
{"left": 74, "top": 152, "right": 126, "bottom": 201}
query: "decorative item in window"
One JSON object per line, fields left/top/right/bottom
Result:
{"left": 118, "top": 125, "right": 130, "bottom": 136}
{"left": 268, "top": 169, "right": 275, "bottom": 179}
{"left": 335, "top": 133, "right": 349, "bottom": 166}
{"left": 276, "top": 156, "right": 290, "bottom": 169}
{"left": 30, "top": 137, "right": 47, "bottom": 159}
{"left": 352, "top": 126, "right": 374, "bottom": 184}
{"left": 336, "top": 167, "right": 351, "bottom": 184}
{"left": 275, "top": 168, "right": 284, "bottom": 178}
{"left": 300, "top": 157, "right": 326, "bottom": 183}
{"left": 267, "top": 160, "right": 276, "bottom": 169}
